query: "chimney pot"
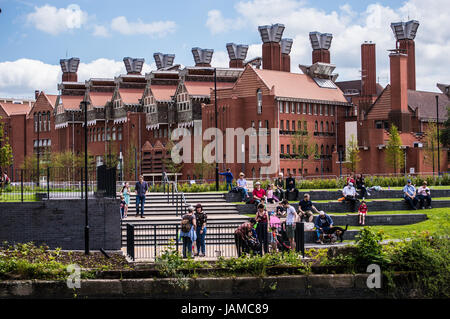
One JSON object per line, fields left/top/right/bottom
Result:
{"left": 191, "top": 48, "right": 214, "bottom": 67}
{"left": 60, "top": 57, "right": 80, "bottom": 82}
{"left": 153, "top": 53, "right": 175, "bottom": 70}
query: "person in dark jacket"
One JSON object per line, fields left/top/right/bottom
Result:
{"left": 274, "top": 173, "right": 286, "bottom": 200}
{"left": 219, "top": 168, "right": 234, "bottom": 191}
{"left": 194, "top": 203, "right": 207, "bottom": 257}
{"left": 314, "top": 211, "right": 334, "bottom": 244}
{"left": 285, "top": 173, "right": 299, "bottom": 200}
{"left": 135, "top": 175, "right": 148, "bottom": 218}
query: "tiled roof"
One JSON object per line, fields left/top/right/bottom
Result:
{"left": 119, "top": 88, "right": 143, "bottom": 104}
{"left": 60, "top": 95, "right": 84, "bottom": 110}
{"left": 0, "top": 102, "right": 31, "bottom": 116}
{"left": 89, "top": 92, "right": 113, "bottom": 107}
{"left": 336, "top": 80, "right": 384, "bottom": 96}
{"left": 254, "top": 68, "right": 348, "bottom": 103}
{"left": 46, "top": 94, "right": 58, "bottom": 107}
{"left": 151, "top": 85, "right": 177, "bottom": 101}
{"left": 408, "top": 90, "right": 449, "bottom": 122}
{"left": 185, "top": 81, "right": 234, "bottom": 96}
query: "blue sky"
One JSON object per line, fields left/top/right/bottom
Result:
{"left": 0, "top": 0, "right": 449, "bottom": 97}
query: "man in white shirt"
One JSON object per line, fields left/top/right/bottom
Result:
{"left": 403, "top": 179, "right": 418, "bottom": 210}
{"left": 282, "top": 199, "right": 298, "bottom": 251}
{"left": 416, "top": 181, "right": 431, "bottom": 209}
{"left": 342, "top": 182, "right": 358, "bottom": 211}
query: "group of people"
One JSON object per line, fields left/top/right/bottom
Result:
{"left": 403, "top": 179, "right": 432, "bottom": 210}
{"left": 179, "top": 204, "right": 208, "bottom": 258}
{"left": 120, "top": 175, "right": 149, "bottom": 219}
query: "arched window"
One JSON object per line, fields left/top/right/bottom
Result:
{"left": 38, "top": 112, "right": 42, "bottom": 132}
{"left": 315, "top": 144, "right": 318, "bottom": 155}
{"left": 321, "top": 144, "right": 324, "bottom": 155}
{"left": 320, "top": 121, "right": 324, "bottom": 132}
{"left": 47, "top": 112, "right": 51, "bottom": 132}
{"left": 257, "top": 89, "right": 262, "bottom": 114}
{"left": 315, "top": 121, "right": 318, "bottom": 131}
{"left": 326, "top": 145, "right": 329, "bottom": 155}
{"left": 34, "top": 113, "right": 38, "bottom": 132}
{"left": 326, "top": 121, "right": 329, "bottom": 132}
{"left": 331, "top": 121, "right": 335, "bottom": 132}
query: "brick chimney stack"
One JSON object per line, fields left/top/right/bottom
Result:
{"left": 309, "top": 32, "right": 332, "bottom": 64}
{"left": 281, "top": 38, "right": 293, "bottom": 72}
{"left": 191, "top": 48, "right": 214, "bottom": 67}
{"left": 391, "top": 20, "right": 419, "bottom": 90}
{"left": 123, "top": 57, "right": 145, "bottom": 75}
{"left": 388, "top": 52, "right": 411, "bottom": 132}
{"left": 226, "top": 43, "right": 249, "bottom": 68}
{"left": 361, "top": 42, "right": 377, "bottom": 96}
{"left": 153, "top": 53, "right": 175, "bottom": 70}
{"left": 258, "top": 24, "right": 285, "bottom": 71}
{"left": 60, "top": 57, "right": 80, "bottom": 82}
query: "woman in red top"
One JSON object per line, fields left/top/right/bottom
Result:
{"left": 255, "top": 203, "right": 269, "bottom": 255}
{"left": 252, "top": 181, "right": 266, "bottom": 206}
{"left": 358, "top": 200, "right": 368, "bottom": 225}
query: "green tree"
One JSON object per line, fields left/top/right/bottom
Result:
{"left": 290, "top": 122, "right": 314, "bottom": 177}
{"left": 385, "top": 124, "right": 403, "bottom": 174}
{"left": 423, "top": 121, "right": 440, "bottom": 174}
{"left": 124, "top": 142, "right": 140, "bottom": 181}
{"left": 440, "top": 106, "right": 450, "bottom": 148}
{"left": 344, "top": 134, "right": 360, "bottom": 173}
{"left": 0, "top": 117, "right": 13, "bottom": 189}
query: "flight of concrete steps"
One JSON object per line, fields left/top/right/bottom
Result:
{"left": 120, "top": 192, "right": 250, "bottom": 225}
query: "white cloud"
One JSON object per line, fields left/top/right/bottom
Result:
{"left": 0, "top": 58, "right": 155, "bottom": 97}
{"left": 211, "top": 51, "right": 230, "bottom": 68}
{"left": 111, "top": 16, "right": 176, "bottom": 38}
{"left": 26, "top": 4, "right": 88, "bottom": 35}
{"left": 92, "top": 25, "right": 110, "bottom": 37}
{"left": 206, "top": 0, "right": 450, "bottom": 92}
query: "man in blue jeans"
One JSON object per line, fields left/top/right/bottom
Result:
{"left": 219, "top": 168, "right": 234, "bottom": 191}
{"left": 135, "top": 175, "right": 148, "bottom": 218}
{"left": 314, "top": 211, "right": 334, "bottom": 244}
{"left": 403, "top": 179, "right": 418, "bottom": 210}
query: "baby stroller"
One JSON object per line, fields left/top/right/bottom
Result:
{"left": 245, "top": 235, "right": 261, "bottom": 254}
{"left": 276, "top": 222, "right": 292, "bottom": 252}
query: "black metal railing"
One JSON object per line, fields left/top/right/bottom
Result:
{"left": 162, "top": 171, "right": 188, "bottom": 217}
{"left": 124, "top": 222, "right": 305, "bottom": 261}
{"left": 0, "top": 167, "right": 98, "bottom": 202}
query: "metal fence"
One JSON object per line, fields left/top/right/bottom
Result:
{"left": 124, "top": 222, "right": 305, "bottom": 261}
{"left": 0, "top": 167, "right": 97, "bottom": 202}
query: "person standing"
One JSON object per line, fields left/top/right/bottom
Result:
{"left": 180, "top": 206, "right": 197, "bottom": 259}
{"left": 135, "top": 175, "right": 148, "bottom": 218}
{"left": 219, "top": 168, "right": 234, "bottom": 191}
{"left": 403, "top": 179, "right": 418, "bottom": 210}
{"left": 194, "top": 203, "right": 207, "bottom": 257}
{"left": 282, "top": 199, "right": 298, "bottom": 251}
{"left": 121, "top": 182, "right": 131, "bottom": 218}
{"left": 255, "top": 203, "right": 269, "bottom": 255}
{"left": 236, "top": 173, "right": 249, "bottom": 202}
{"left": 416, "top": 181, "right": 432, "bottom": 209}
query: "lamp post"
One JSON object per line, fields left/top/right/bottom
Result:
{"left": 81, "top": 100, "right": 90, "bottom": 255}
{"left": 436, "top": 95, "right": 440, "bottom": 176}
{"left": 214, "top": 68, "right": 219, "bottom": 191}
{"left": 37, "top": 113, "right": 40, "bottom": 187}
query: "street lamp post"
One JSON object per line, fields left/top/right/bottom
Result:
{"left": 214, "top": 68, "right": 219, "bottom": 191}
{"left": 37, "top": 113, "right": 40, "bottom": 187}
{"left": 436, "top": 95, "right": 440, "bottom": 176}
{"left": 81, "top": 101, "right": 90, "bottom": 255}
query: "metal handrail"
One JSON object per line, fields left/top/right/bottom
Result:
{"left": 162, "top": 172, "right": 188, "bottom": 216}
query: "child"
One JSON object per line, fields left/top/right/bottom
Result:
{"left": 358, "top": 200, "right": 368, "bottom": 225}
{"left": 120, "top": 195, "right": 126, "bottom": 219}
{"left": 266, "top": 184, "right": 280, "bottom": 203}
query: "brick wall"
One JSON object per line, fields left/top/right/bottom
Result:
{"left": 0, "top": 198, "right": 121, "bottom": 250}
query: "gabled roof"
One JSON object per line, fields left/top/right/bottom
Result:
{"left": 184, "top": 81, "right": 234, "bottom": 96}
{"left": 151, "top": 85, "right": 177, "bottom": 101}
{"left": 118, "top": 88, "right": 144, "bottom": 104}
{"left": 336, "top": 80, "right": 384, "bottom": 96}
{"left": 0, "top": 102, "right": 31, "bottom": 116}
{"left": 253, "top": 68, "right": 348, "bottom": 103}
{"left": 89, "top": 91, "right": 113, "bottom": 107}
{"left": 407, "top": 89, "right": 449, "bottom": 122}
{"left": 59, "top": 95, "right": 84, "bottom": 110}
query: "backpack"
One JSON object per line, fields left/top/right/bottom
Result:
{"left": 181, "top": 218, "right": 192, "bottom": 233}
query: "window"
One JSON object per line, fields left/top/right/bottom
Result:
{"left": 251, "top": 120, "right": 255, "bottom": 128}
{"left": 38, "top": 112, "right": 42, "bottom": 132}
{"left": 296, "top": 103, "right": 301, "bottom": 114}
{"left": 279, "top": 101, "right": 283, "bottom": 113}
{"left": 106, "top": 127, "right": 111, "bottom": 141}
{"left": 375, "top": 121, "right": 383, "bottom": 129}
{"left": 286, "top": 121, "right": 290, "bottom": 131}
{"left": 320, "top": 121, "right": 324, "bottom": 132}
{"left": 265, "top": 120, "right": 269, "bottom": 129}
{"left": 257, "top": 89, "right": 262, "bottom": 114}
{"left": 321, "top": 144, "right": 324, "bottom": 155}
{"left": 118, "top": 126, "right": 122, "bottom": 141}
{"left": 326, "top": 145, "right": 329, "bottom": 155}
{"left": 326, "top": 121, "right": 329, "bottom": 132}
{"left": 315, "top": 144, "right": 318, "bottom": 155}
{"left": 285, "top": 102, "right": 289, "bottom": 113}
{"left": 304, "top": 121, "right": 307, "bottom": 131}
{"left": 280, "top": 120, "right": 284, "bottom": 130}
{"left": 319, "top": 104, "right": 323, "bottom": 115}
{"left": 303, "top": 103, "right": 307, "bottom": 114}
{"left": 102, "top": 128, "right": 105, "bottom": 141}
{"left": 292, "top": 121, "right": 295, "bottom": 131}
{"left": 281, "top": 144, "right": 284, "bottom": 153}
{"left": 258, "top": 120, "right": 262, "bottom": 128}
{"left": 315, "top": 121, "right": 318, "bottom": 131}
{"left": 293, "top": 169, "right": 296, "bottom": 175}
{"left": 291, "top": 102, "right": 295, "bottom": 114}
{"left": 325, "top": 105, "right": 328, "bottom": 116}
{"left": 313, "top": 104, "right": 317, "bottom": 115}
{"left": 34, "top": 113, "right": 37, "bottom": 132}
{"left": 331, "top": 122, "right": 335, "bottom": 132}
{"left": 287, "top": 169, "right": 290, "bottom": 175}
{"left": 331, "top": 105, "right": 335, "bottom": 116}
{"left": 97, "top": 128, "right": 101, "bottom": 141}
{"left": 287, "top": 145, "right": 290, "bottom": 154}
{"left": 297, "top": 121, "right": 301, "bottom": 131}
{"left": 308, "top": 103, "right": 312, "bottom": 114}
{"left": 112, "top": 126, "right": 116, "bottom": 141}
